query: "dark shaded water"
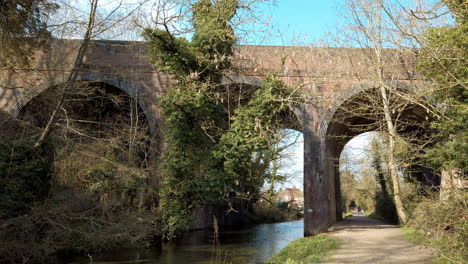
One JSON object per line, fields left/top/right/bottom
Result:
{"left": 70, "top": 220, "right": 303, "bottom": 264}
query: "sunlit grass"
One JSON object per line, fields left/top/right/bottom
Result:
{"left": 266, "top": 234, "right": 339, "bottom": 264}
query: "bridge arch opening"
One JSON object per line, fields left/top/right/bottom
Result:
{"left": 17, "top": 81, "right": 155, "bottom": 169}
{"left": 267, "top": 98, "right": 305, "bottom": 195}
{"left": 264, "top": 129, "right": 304, "bottom": 201}
{"left": 338, "top": 131, "right": 400, "bottom": 222}
{"left": 213, "top": 81, "right": 306, "bottom": 224}
{"left": 323, "top": 85, "right": 436, "bottom": 224}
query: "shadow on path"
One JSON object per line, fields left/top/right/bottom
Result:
{"left": 329, "top": 215, "right": 396, "bottom": 232}
{"left": 323, "top": 216, "right": 435, "bottom": 264}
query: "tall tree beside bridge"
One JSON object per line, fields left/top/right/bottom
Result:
{"left": 334, "top": 0, "right": 446, "bottom": 224}
{"left": 369, "top": 0, "right": 466, "bottom": 200}
{"left": 416, "top": 0, "right": 467, "bottom": 199}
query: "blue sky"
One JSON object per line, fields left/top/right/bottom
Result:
{"left": 249, "top": 0, "right": 341, "bottom": 46}
{"left": 70, "top": 0, "right": 343, "bottom": 43}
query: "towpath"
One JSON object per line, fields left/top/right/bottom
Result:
{"left": 324, "top": 216, "right": 435, "bottom": 264}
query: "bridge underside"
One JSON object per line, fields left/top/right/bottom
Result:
{"left": 303, "top": 88, "right": 433, "bottom": 236}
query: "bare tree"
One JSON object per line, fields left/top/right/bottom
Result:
{"left": 331, "top": 0, "right": 445, "bottom": 223}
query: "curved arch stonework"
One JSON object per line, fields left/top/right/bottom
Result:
{"left": 309, "top": 80, "right": 428, "bottom": 235}
{"left": 318, "top": 83, "right": 376, "bottom": 140}
{"left": 9, "top": 75, "right": 159, "bottom": 134}
{"left": 317, "top": 81, "right": 410, "bottom": 140}
{"left": 0, "top": 40, "right": 421, "bottom": 236}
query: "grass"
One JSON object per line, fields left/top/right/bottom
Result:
{"left": 402, "top": 193, "right": 467, "bottom": 264}
{"left": 266, "top": 234, "right": 339, "bottom": 264}
{"left": 402, "top": 226, "right": 465, "bottom": 264}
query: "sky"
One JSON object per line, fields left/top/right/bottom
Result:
{"left": 259, "top": 0, "right": 342, "bottom": 46}
{"left": 67, "top": 0, "right": 348, "bottom": 44}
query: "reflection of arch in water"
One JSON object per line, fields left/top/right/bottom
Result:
{"left": 10, "top": 76, "right": 157, "bottom": 133}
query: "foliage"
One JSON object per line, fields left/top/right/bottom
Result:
{"left": 0, "top": 189, "right": 158, "bottom": 264}
{"left": 54, "top": 140, "right": 156, "bottom": 209}
{"left": 0, "top": 126, "right": 159, "bottom": 263}
{"left": 403, "top": 190, "right": 467, "bottom": 263}
{"left": 143, "top": 0, "right": 237, "bottom": 83}
{"left": 143, "top": 0, "right": 239, "bottom": 239}
{"left": 251, "top": 201, "right": 302, "bottom": 223}
{"left": 144, "top": 0, "right": 298, "bottom": 239}
{"left": 373, "top": 191, "right": 398, "bottom": 223}
{"left": 0, "top": 0, "right": 57, "bottom": 67}
{"left": 0, "top": 137, "right": 54, "bottom": 218}
{"left": 215, "top": 76, "right": 296, "bottom": 201}
{"left": 0, "top": 83, "right": 160, "bottom": 262}
{"left": 266, "top": 235, "right": 339, "bottom": 264}
{"left": 371, "top": 139, "right": 399, "bottom": 223}
{"left": 418, "top": 0, "right": 468, "bottom": 174}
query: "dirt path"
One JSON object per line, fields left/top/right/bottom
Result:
{"left": 323, "top": 216, "right": 435, "bottom": 264}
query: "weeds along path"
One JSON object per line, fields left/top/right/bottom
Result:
{"left": 323, "top": 216, "right": 435, "bottom": 264}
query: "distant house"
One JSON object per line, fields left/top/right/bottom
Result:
{"left": 278, "top": 187, "right": 304, "bottom": 208}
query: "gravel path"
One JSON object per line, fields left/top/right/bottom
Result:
{"left": 324, "top": 216, "right": 435, "bottom": 264}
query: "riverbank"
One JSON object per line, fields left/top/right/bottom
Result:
{"left": 270, "top": 216, "right": 436, "bottom": 264}
{"left": 267, "top": 234, "right": 338, "bottom": 264}
{"left": 69, "top": 219, "right": 304, "bottom": 264}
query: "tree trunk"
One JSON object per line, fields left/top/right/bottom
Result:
{"left": 268, "top": 146, "right": 279, "bottom": 201}
{"left": 440, "top": 169, "right": 462, "bottom": 201}
{"left": 33, "top": 0, "right": 99, "bottom": 149}
{"left": 380, "top": 86, "right": 407, "bottom": 224}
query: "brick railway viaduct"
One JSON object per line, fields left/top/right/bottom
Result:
{"left": 0, "top": 40, "right": 422, "bottom": 236}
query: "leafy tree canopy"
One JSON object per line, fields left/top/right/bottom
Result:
{"left": 418, "top": 0, "right": 467, "bottom": 173}
{"left": 0, "top": 0, "right": 57, "bottom": 67}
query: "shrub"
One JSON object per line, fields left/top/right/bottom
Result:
{"left": 0, "top": 189, "right": 159, "bottom": 263}
{"left": 251, "top": 202, "right": 302, "bottom": 223}
{"left": 0, "top": 138, "right": 55, "bottom": 217}
{"left": 406, "top": 191, "right": 467, "bottom": 262}
{"left": 373, "top": 191, "right": 398, "bottom": 224}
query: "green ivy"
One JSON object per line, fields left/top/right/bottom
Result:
{"left": 144, "top": 0, "right": 299, "bottom": 239}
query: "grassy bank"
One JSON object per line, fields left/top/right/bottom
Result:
{"left": 402, "top": 191, "right": 467, "bottom": 264}
{"left": 266, "top": 234, "right": 339, "bottom": 264}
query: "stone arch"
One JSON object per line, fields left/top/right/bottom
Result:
{"left": 10, "top": 75, "right": 158, "bottom": 133}
{"left": 318, "top": 82, "right": 396, "bottom": 140}
{"left": 318, "top": 81, "right": 432, "bottom": 225}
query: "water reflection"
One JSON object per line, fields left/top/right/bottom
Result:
{"left": 70, "top": 220, "right": 303, "bottom": 264}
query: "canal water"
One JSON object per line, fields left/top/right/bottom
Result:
{"left": 70, "top": 219, "right": 303, "bottom": 264}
